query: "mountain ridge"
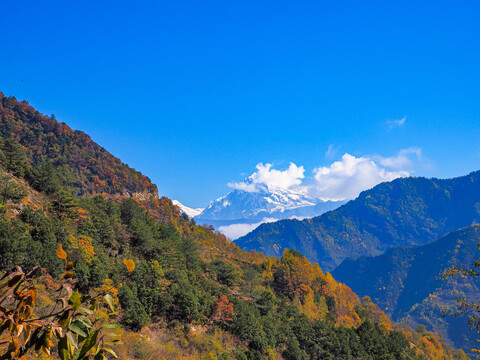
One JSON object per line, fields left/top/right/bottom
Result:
{"left": 333, "top": 224, "right": 480, "bottom": 355}
{"left": 236, "top": 171, "right": 480, "bottom": 271}
{"left": 0, "top": 92, "right": 158, "bottom": 199}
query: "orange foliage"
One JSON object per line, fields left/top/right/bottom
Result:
{"left": 123, "top": 258, "right": 136, "bottom": 272}
{"left": 56, "top": 243, "right": 67, "bottom": 260}
{"left": 212, "top": 295, "right": 234, "bottom": 323}
{"left": 42, "top": 271, "right": 60, "bottom": 290}
{"left": 421, "top": 335, "right": 445, "bottom": 360}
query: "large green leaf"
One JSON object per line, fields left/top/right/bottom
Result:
{"left": 75, "top": 329, "right": 98, "bottom": 360}
{"left": 68, "top": 321, "right": 87, "bottom": 338}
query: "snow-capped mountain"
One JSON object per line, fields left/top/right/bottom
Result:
{"left": 198, "top": 184, "right": 318, "bottom": 220}
{"left": 193, "top": 183, "right": 345, "bottom": 239}
{"left": 172, "top": 200, "right": 204, "bottom": 218}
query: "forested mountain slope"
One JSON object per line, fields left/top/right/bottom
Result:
{"left": 237, "top": 172, "right": 480, "bottom": 271}
{"left": 0, "top": 92, "right": 157, "bottom": 198}
{"left": 0, "top": 92, "right": 192, "bottom": 231}
{"left": 0, "top": 92, "right": 468, "bottom": 359}
{"left": 333, "top": 225, "right": 480, "bottom": 355}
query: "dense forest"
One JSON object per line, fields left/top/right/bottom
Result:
{"left": 0, "top": 93, "right": 469, "bottom": 359}
{"left": 237, "top": 172, "right": 480, "bottom": 271}
{"left": 333, "top": 225, "right": 480, "bottom": 354}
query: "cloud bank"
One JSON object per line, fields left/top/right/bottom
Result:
{"left": 218, "top": 218, "right": 278, "bottom": 240}
{"left": 229, "top": 148, "right": 423, "bottom": 201}
{"left": 311, "top": 154, "right": 409, "bottom": 201}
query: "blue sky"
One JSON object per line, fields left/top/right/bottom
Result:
{"left": 1, "top": 0, "right": 479, "bottom": 207}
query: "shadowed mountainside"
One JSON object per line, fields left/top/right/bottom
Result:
{"left": 333, "top": 225, "right": 480, "bottom": 355}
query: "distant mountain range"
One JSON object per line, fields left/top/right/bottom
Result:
{"left": 333, "top": 225, "right": 480, "bottom": 355}
{"left": 236, "top": 171, "right": 480, "bottom": 271}
{"left": 175, "top": 182, "right": 345, "bottom": 239}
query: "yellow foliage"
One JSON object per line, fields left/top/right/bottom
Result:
{"left": 299, "top": 288, "right": 320, "bottom": 320}
{"left": 265, "top": 347, "right": 277, "bottom": 360}
{"left": 150, "top": 260, "right": 164, "bottom": 277}
{"left": 95, "top": 278, "right": 119, "bottom": 309}
{"left": 69, "top": 235, "right": 96, "bottom": 264}
{"left": 56, "top": 243, "right": 67, "bottom": 260}
{"left": 316, "top": 296, "right": 329, "bottom": 321}
{"left": 357, "top": 296, "right": 393, "bottom": 330}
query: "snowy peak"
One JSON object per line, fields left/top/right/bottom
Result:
{"left": 198, "top": 184, "right": 319, "bottom": 221}
{"left": 193, "top": 184, "right": 345, "bottom": 240}
{"left": 172, "top": 200, "right": 204, "bottom": 218}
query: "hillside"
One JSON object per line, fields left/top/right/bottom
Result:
{"left": 0, "top": 93, "right": 467, "bottom": 359}
{"left": 0, "top": 92, "right": 190, "bottom": 232}
{"left": 236, "top": 173, "right": 480, "bottom": 271}
{"left": 0, "top": 92, "right": 157, "bottom": 199}
{"left": 333, "top": 225, "right": 480, "bottom": 355}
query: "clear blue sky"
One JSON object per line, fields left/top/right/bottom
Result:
{"left": 1, "top": 0, "right": 479, "bottom": 207}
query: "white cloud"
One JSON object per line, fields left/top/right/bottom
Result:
{"left": 311, "top": 153, "right": 409, "bottom": 201}
{"left": 227, "top": 181, "right": 258, "bottom": 192}
{"left": 218, "top": 218, "right": 278, "bottom": 240}
{"left": 228, "top": 162, "right": 305, "bottom": 192}
{"left": 376, "top": 147, "right": 421, "bottom": 170}
{"left": 252, "top": 163, "right": 305, "bottom": 188}
{"left": 216, "top": 149, "right": 425, "bottom": 238}
{"left": 387, "top": 116, "right": 406, "bottom": 129}
{"left": 325, "top": 144, "right": 339, "bottom": 159}
{"left": 227, "top": 148, "right": 423, "bottom": 201}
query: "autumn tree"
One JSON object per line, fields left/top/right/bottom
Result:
{"left": 212, "top": 295, "right": 234, "bottom": 323}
